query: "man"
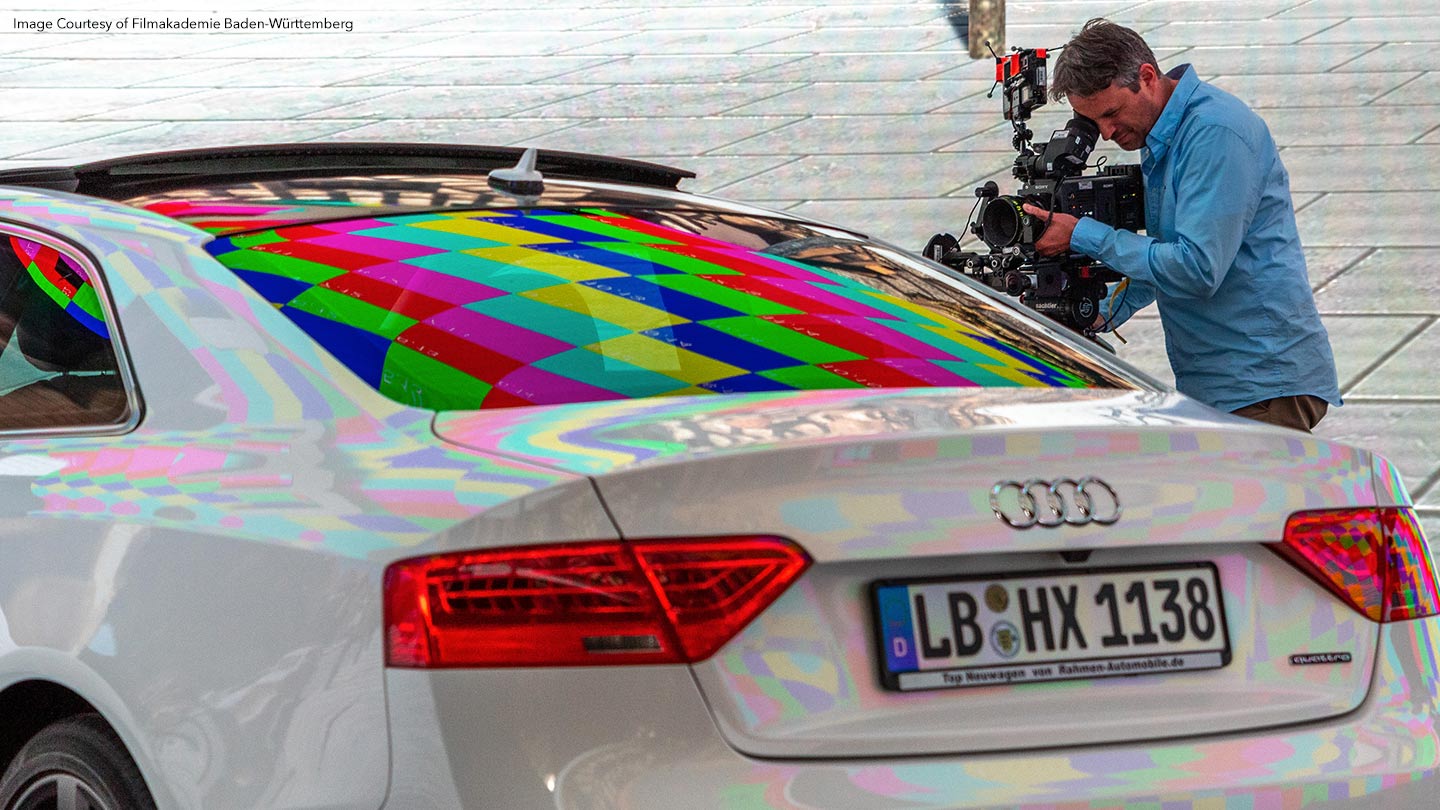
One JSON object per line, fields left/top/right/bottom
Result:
{"left": 1020, "top": 18, "right": 1339, "bottom": 433}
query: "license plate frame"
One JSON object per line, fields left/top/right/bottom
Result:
{"left": 871, "top": 562, "right": 1232, "bottom": 692}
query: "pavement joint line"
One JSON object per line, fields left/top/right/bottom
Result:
{"left": 729, "top": 53, "right": 813, "bottom": 83}
{"left": 1292, "top": 16, "right": 1352, "bottom": 45}
{"left": 0, "top": 122, "right": 159, "bottom": 160}
{"left": 1335, "top": 396, "right": 1440, "bottom": 404}
{"left": 1411, "top": 468, "right": 1440, "bottom": 503}
{"left": 1366, "top": 69, "right": 1430, "bottom": 107}
{"left": 1310, "top": 245, "right": 1375, "bottom": 296}
{"left": 711, "top": 82, "right": 828, "bottom": 116}
{"left": 694, "top": 154, "right": 808, "bottom": 194}
{"left": 1328, "top": 42, "right": 1385, "bottom": 73}
{"left": 1331, "top": 313, "right": 1434, "bottom": 395}
{"left": 697, "top": 116, "right": 814, "bottom": 157}
{"left": 328, "top": 56, "right": 452, "bottom": 87}
{"left": 1291, "top": 190, "right": 1326, "bottom": 216}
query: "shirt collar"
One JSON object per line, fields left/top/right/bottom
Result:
{"left": 1144, "top": 63, "right": 1199, "bottom": 163}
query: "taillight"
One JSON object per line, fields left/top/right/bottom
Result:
{"left": 1269, "top": 507, "right": 1439, "bottom": 622}
{"left": 383, "top": 536, "right": 811, "bottom": 668}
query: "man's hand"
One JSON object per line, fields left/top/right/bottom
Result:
{"left": 1022, "top": 204, "right": 1079, "bottom": 257}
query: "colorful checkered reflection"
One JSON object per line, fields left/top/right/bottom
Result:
{"left": 143, "top": 199, "right": 363, "bottom": 236}
{"left": 1281, "top": 510, "right": 1385, "bottom": 620}
{"left": 206, "top": 208, "right": 1090, "bottom": 411}
{"left": 1385, "top": 508, "right": 1440, "bottom": 621}
{"left": 6, "top": 235, "right": 109, "bottom": 338}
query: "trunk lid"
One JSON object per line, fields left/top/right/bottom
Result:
{"left": 435, "top": 388, "right": 1383, "bottom": 756}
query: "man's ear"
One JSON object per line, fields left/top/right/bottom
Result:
{"left": 1136, "top": 62, "right": 1159, "bottom": 88}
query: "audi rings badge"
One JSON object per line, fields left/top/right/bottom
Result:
{"left": 988, "top": 478, "right": 1121, "bottom": 529}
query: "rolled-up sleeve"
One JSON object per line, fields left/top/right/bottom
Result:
{"left": 1070, "top": 125, "right": 1263, "bottom": 300}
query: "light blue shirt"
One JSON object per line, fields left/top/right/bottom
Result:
{"left": 1071, "top": 64, "right": 1340, "bottom": 413}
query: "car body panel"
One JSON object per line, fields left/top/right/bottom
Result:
{"left": 381, "top": 619, "right": 1440, "bottom": 809}
{"left": 436, "top": 389, "right": 1383, "bottom": 754}
{"left": 0, "top": 188, "right": 619, "bottom": 809}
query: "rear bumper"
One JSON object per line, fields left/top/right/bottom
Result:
{"left": 382, "top": 619, "right": 1440, "bottom": 809}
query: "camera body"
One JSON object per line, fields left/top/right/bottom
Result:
{"left": 926, "top": 47, "right": 1145, "bottom": 333}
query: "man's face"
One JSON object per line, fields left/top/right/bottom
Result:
{"left": 1068, "top": 63, "right": 1166, "bottom": 152}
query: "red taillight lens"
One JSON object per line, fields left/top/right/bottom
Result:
{"left": 383, "top": 536, "right": 811, "bottom": 668}
{"left": 1270, "top": 507, "right": 1439, "bottom": 623}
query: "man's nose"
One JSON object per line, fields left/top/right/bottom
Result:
{"left": 1098, "top": 121, "right": 1118, "bottom": 140}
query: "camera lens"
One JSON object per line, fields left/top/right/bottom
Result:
{"left": 979, "top": 195, "right": 1029, "bottom": 248}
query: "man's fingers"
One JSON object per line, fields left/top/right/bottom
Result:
{"left": 1022, "top": 204, "right": 1044, "bottom": 217}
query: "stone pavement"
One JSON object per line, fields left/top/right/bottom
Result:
{"left": 0, "top": 0, "right": 1436, "bottom": 535}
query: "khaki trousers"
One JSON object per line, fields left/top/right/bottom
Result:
{"left": 1230, "top": 395, "right": 1329, "bottom": 433}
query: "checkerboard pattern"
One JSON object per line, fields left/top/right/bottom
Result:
{"left": 7, "top": 235, "right": 109, "bottom": 338}
{"left": 206, "top": 208, "right": 1090, "bottom": 410}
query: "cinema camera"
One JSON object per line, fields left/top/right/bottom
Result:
{"left": 925, "top": 46, "right": 1145, "bottom": 334}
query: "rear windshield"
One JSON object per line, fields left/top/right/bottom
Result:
{"left": 204, "top": 206, "right": 1135, "bottom": 410}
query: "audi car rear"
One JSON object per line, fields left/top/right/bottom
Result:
{"left": 0, "top": 144, "right": 1434, "bottom": 810}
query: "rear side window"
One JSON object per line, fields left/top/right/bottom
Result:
{"left": 0, "top": 231, "right": 129, "bottom": 431}
{"left": 208, "top": 207, "right": 1134, "bottom": 411}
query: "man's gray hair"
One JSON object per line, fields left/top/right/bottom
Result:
{"left": 1050, "top": 18, "right": 1159, "bottom": 102}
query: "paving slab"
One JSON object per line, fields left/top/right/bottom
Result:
{"left": 528, "top": 116, "right": 802, "bottom": 156}
{"left": 542, "top": 55, "right": 807, "bottom": 85}
{"left": 324, "top": 118, "right": 583, "bottom": 146}
{"left": 573, "top": 5, "right": 807, "bottom": 30}
{"left": 1282, "top": 146, "right": 1440, "bottom": 192}
{"left": 714, "top": 113, "right": 997, "bottom": 156}
{"left": 1304, "top": 246, "right": 1369, "bottom": 290}
{"left": 1348, "top": 319, "right": 1440, "bottom": 399}
{"left": 521, "top": 82, "right": 807, "bottom": 118}
{"left": 8, "top": 120, "right": 372, "bottom": 161}
{"left": 327, "top": 56, "right": 620, "bottom": 86}
{"left": 742, "top": 25, "right": 963, "bottom": 55}
{"left": 730, "top": 79, "right": 993, "bottom": 116}
{"left": 83, "top": 87, "right": 402, "bottom": 121}
{"left": 1157, "top": 43, "right": 1375, "bottom": 74}
{"left": 0, "top": 87, "right": 205, "bottom": 122}
{"left": 743, "top": 53, "right": 972, "bottom": 83}
{"left": 1297, "top": 194, "right": 1440, "bottom": 248}
{"left": 558, "top": 29, "right": 804, "bottom": 57}
{"left": 381, "top": 30, "right": 628, "bottom": 57}
{"left": 1277, "top": 0, "right": 1440, "bottom": 18}
{"left": 1207, "top": 72, "right": 1422, "bottom": 109}
{"left": 764, "top": 4, "right": 951, "bottom": 27}
{"left": 1322, "top": 315, "right": 1432, "bottom": 394}
{"left": 0, "top": 58, "right": 250, "bottom": 88}
{"left": 1315, "top": 249, "right": 1440, "bottom": 314}
{"left": 786, "top": 197, "right": 984, "bottom": 251}
{"left": 1256, "top": 106, "right": 1440, "bottom": 147}
{"left": 709, "top": 152, "right": 988, "bottom": 201}
{"left": 293, "top": 84, "right": 604, "bottom": 119}
{"left": 136, "top": 58, "right": 428, "bottom": 88}
{"left": 0, "top": 121, "right": 150, "bottom": 159}
{"left": 632, "top": 155, "right": 803, "bottom": 194}
{"left": 1142, "top": 18, "right": 1345, "bottom": 48}
{"left": 1303, "top": 16, "right": 1440, "bottom": 44}
{"left": 1109, "top": 0, "right": 1314, "bottom": 23}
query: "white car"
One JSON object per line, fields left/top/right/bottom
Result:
{"left": 0, "top": 144, "right": 1434, "bottom": 809}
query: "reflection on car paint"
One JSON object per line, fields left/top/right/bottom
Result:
{"left": 204, "top": 209, "right": 1096, "bottom": 411}
{"left": 0, "top": 192, "right": 580, "bottom": 558}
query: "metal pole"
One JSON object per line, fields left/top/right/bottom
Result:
{"left": 969, "top": 0, "right": 1004, "bottom": 59}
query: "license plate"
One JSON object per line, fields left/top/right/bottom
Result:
{"left": 872, "top": 563, "right": 1230, "bottom": 692}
